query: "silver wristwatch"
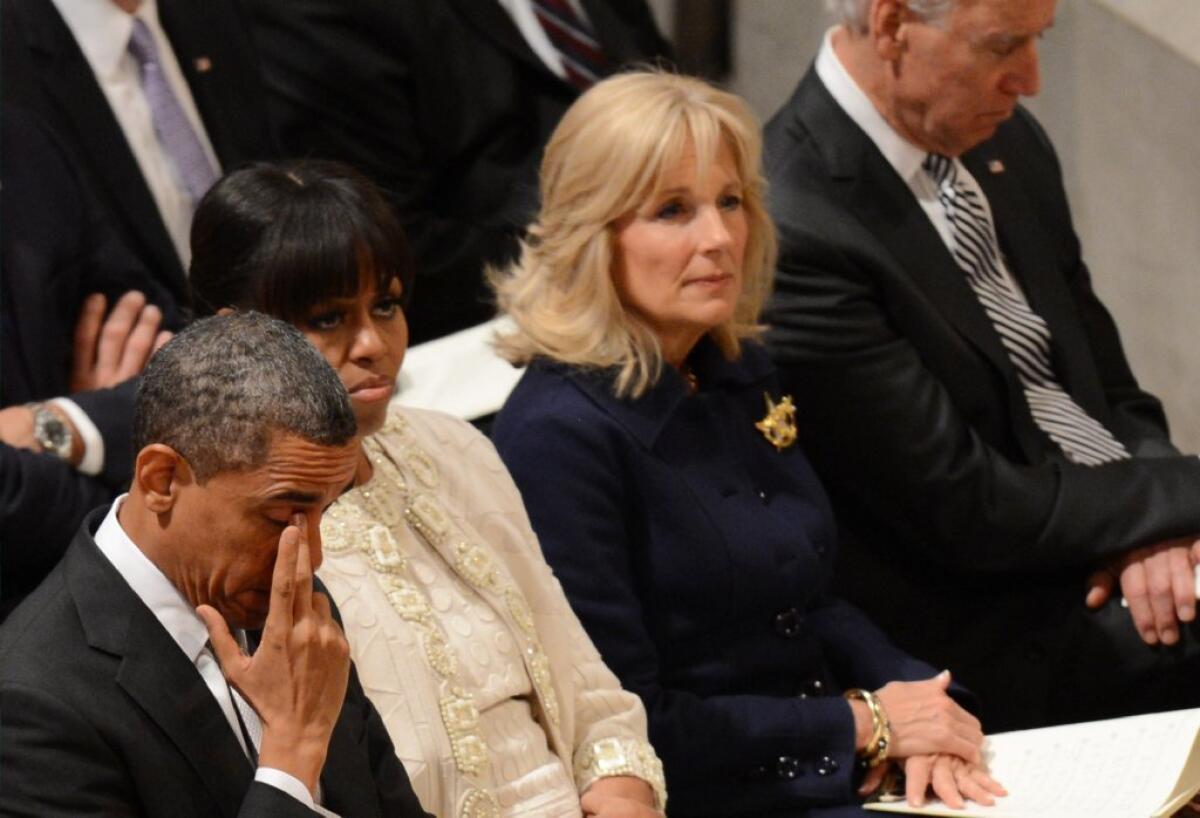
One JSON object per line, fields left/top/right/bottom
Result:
{"left": 26, "top": 402, "right": 74, "bottom": 461}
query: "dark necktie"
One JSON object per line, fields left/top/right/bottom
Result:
{"left": 532, "top": 0, "right": 610, "bottom": 90}
{"left": 126, "top": 18, "right": 219, "bottom": 205}
{"left": 923, "top": 153, "right": 1130, "bottom": 466}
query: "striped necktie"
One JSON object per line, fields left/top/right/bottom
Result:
{"left": 127, "top": 18, "right": 218, "bottom": 205}
{"left": 923, "top": 153, "right": 1130, "bottom": 466}
{"left": 532, "top": 0, "right": 610, "bottom": 90}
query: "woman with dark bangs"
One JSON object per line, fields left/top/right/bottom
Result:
{"left": 189, "top": 160, "right": 666, "bottom": 818}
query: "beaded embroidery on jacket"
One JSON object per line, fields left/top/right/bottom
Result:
{"left": 322, "top": 411, "right": 584, "bottom": 817}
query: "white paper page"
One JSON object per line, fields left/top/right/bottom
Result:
{"left": 866, "top": 708, "right": 1200, "bottom": 818}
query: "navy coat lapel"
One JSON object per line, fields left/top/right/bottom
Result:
{"left": 66, "top": 519, "right": 253, "bottom": 818}
{"left": 10, "top": 0, "right": 185, "bottom": 297}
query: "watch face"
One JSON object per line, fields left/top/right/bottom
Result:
{"left": 43, "top": 417, "right": 69, "bottom": 449}
{"left": 32, "top": 407, "right": 72, "bottom": 459}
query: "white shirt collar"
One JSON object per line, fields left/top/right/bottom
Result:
{"left": 814, "top": 26, "right": 928, "bottom": 184}
{"left": 94, "top": 494, "right": 210, "bottom": 664}
{"left": 50, "top": 0, "right": 165, "bottom": 82}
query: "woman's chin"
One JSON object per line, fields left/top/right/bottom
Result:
{"left": 355, "top": 404, "right": 390, "bottom": 436}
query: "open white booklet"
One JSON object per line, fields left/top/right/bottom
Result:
{"left": 866, "top": 708, "right": 1200, "bottom": 818}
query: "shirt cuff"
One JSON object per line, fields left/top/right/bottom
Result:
{"left": 50, "top": 398, "right": 104, "bottom": 475}
{"left": 253, "top": 768, "right": 340, "bottom": 816}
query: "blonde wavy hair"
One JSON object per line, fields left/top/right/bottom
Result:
{"left": 491, "top": 70, "right": 776, "bottom": 398}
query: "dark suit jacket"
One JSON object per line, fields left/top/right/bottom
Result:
{"left": 248, "top": 0, "right": 670, "bottom": 343}
{"left": 494, "top": 341, "right": 954, "bottom": 817}
{"left": 2, "top": 0, "right": 278, "bottom": 307}
{"left": 1, "top": 105, "right": 175, "bottom": 407}
{"left": 0, "top": 510, "right": 431, "bottom": 817}
{"left": 763, "top": 67, "right": 1200, "bottom": 730}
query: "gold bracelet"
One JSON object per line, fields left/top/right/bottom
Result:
{"left": 844, "top": 688, "right": 891, "bottom": 767}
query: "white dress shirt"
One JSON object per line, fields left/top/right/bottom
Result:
{"left": 815, "top": 27, "right": 1029, "bottom": 300}
{"left": 49, "top": 0, "right": 220, "bottom": 269}
{"left": 496, "top": 0, "right": 592, "bottom": 80}
{"left": 94, "top": 496, "right": 332, "bottom": 815}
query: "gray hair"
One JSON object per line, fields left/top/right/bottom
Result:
{"left": 826, "top": 0, "right": 957, "bottom": 34}
{"left": 133, "top": 312, "right": 357, "bottom": 481}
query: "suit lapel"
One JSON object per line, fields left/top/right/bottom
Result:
{"left": 11, "top": 0, "right": 185, "bottom": 296}
{"left": 66, "top": 521, "right": 253, "bottom": 818}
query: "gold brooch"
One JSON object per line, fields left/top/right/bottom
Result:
{"left": 755, "top": 393, "right": 797, "bottom": 451}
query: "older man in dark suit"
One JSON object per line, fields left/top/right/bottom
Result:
{"left": 0, "top": 313, "right": 430, "bottom": 817}
{"left": 764, "top": 0, "right": 1200, "bottom": 732}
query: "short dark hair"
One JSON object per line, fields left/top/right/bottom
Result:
{"left": 133, "top": 312, "right": 357, "bottom": 481}
{"left": 188, "top": 160, "right": 415, "bottom": 322}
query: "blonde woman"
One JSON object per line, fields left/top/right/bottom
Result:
{"left": 188, "top": 161, "right": 666, "bottom": 818}
{"left": 491, "top": 72, "right": 1004, "bottom": 817}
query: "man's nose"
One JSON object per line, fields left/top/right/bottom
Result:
{"left": 1002, "top": 40, "right": 1041, "bottom": 97}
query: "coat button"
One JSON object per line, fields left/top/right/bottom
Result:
{"left": 815, "top": 755, "right": 839, "bottom": 776}
{"left": 774, "top": 607, "right": 802, "bottom": 638}
{"left": 797, "top": 679, "right": 824, "bottom": 699}
{"left": 775, "top": 755, "right": 802, "bottom": 779}
{"left": 757, "top": 488, "right": 769, "bottom": 504}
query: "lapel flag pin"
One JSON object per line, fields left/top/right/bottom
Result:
{"left": 194, "top": 56, "right": 213, "bottom": 73}
{"left": 988, "top": 159, "right": 1005, "bottom": 174}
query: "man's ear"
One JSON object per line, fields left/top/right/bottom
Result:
{"left": 133, "top": 444, "right": 192, "bottom": 513}
{"left": 872, "top": 0, "right": 908, "bottom": 61}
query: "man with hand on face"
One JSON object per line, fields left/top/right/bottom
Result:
{"left": 0, "top": 312, "right": 430, "bottom": 817}
{"left": 764, "top": 0, "right": 1200, "bottom": 732}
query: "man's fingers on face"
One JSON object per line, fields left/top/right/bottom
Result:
{"left": 266, "top": 525, "right": 301, "bottom": 632}
{"left": 291, "top": 512, "right": 314, "bottom": 618}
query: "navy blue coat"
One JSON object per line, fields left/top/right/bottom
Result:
{"left": 493, "top": 340, "right": 952, "bottom": 817}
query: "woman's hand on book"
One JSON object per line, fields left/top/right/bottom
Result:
{"left": 901, "top": 753, "right": 1006, "bottom": 808}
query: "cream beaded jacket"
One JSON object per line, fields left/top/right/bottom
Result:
{"left": 319, "top": 408, "right": 664, "bottom": 818}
